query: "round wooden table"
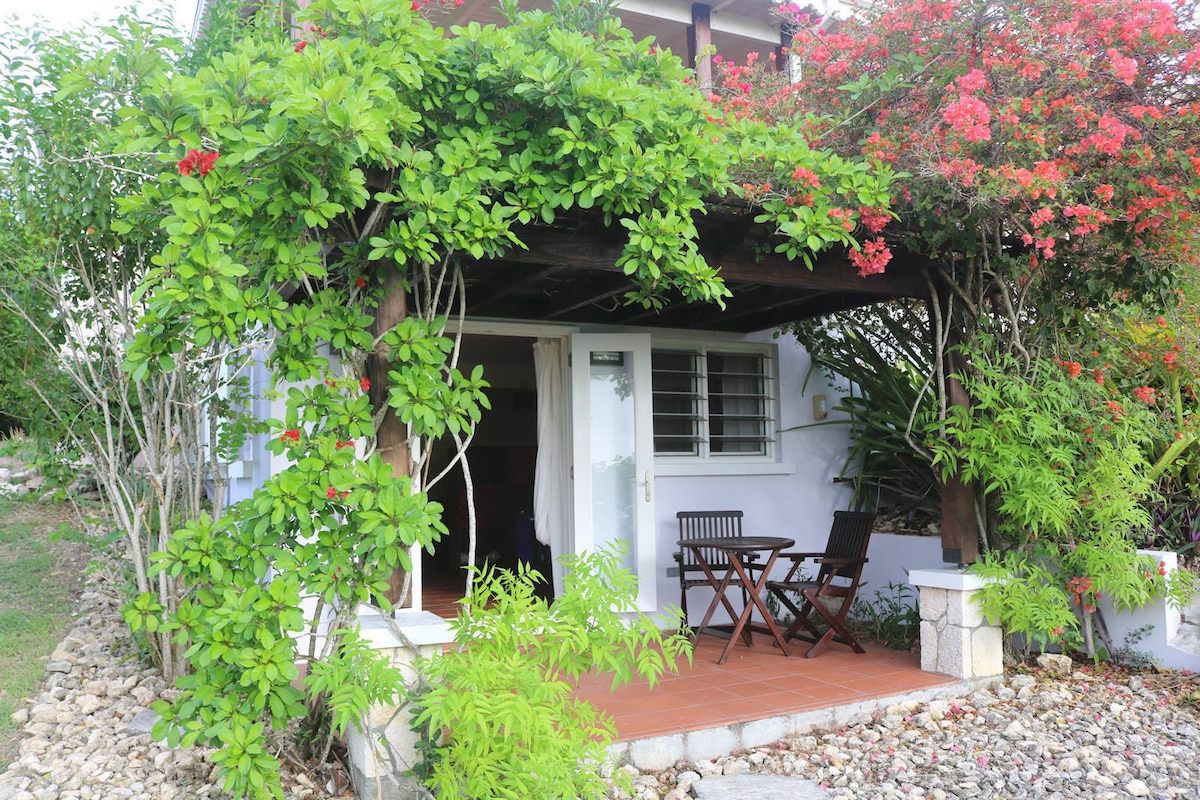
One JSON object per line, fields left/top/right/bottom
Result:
{"left": 677, "top": 536, "right": 795, "bottom": 664}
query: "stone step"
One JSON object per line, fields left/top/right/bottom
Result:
{"left": 692, "top": 774, "right": 828, "bottom": 799}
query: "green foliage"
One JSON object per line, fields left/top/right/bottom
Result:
{"left": 847, "top": 581, "right": 921, "bottom": 651}
{"left": 101, "top": 0, "right": 892, "bottom": 793}
{"left": 930, "top": 340, "right": 1196, "bottom": 653}
{"left": 970, "top": 551, "right": 1080, "bottom": 651}
{"left": 933, "top": 342, "right": 1156, "bottom": 546}
{"left": 411, "top": 544, "right": 691, "bottom": 800}
{"left": 792, "top": 303, "right": 940, "bottom": 523}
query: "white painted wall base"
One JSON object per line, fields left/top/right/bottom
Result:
{"left": 1100, "top": 550, "right": 1199, "bottom": 671}
{"left": 859, "top": 533, "right": 942, "bottom": 608}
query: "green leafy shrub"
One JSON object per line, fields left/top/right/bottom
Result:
{"left": 848, "top": 581, "right": 921, "bottom": 651}
{"left": 792, "top": 304, "right": 940, "bottom": 526}
{"left": 932, "top": 340, "right": 1196, "bottom": 657}
{"left": 411, "top": 544, "right": 691, "bottom": 800}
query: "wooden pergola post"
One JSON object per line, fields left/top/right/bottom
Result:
{"left": 776, "top": 26, "right": 792, "bottom": 75}
{"left": 367, "top": 268, "right": 413, "bottom": 606}
{"left": 937, "top": 298, "right": 980, "bottom": 566}
{"left": 687, "top": 3, "right": 713, "bottom": 93}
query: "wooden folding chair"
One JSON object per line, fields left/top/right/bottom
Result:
{"left": 674, "top": 510, "right": 750, "bottom": 626}
{"left": 766, "top": 511, "right": 875, "bottom": 658}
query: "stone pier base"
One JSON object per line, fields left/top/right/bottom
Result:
{"left": 345, "top": 609, "right": 454, "bottom": 800}
{"left": 909, "top": 568, "right": 1003, "bottom": 682}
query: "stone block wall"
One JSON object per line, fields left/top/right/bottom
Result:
{"left": 909, "top": 569, "right": 1003, "bottom": 682}
{"left": 346, "top": 609, "right": 455, "bottom": 800}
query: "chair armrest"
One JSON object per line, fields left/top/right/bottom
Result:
{"left": 813, "top": 557, "right": 869, "bottom": 566}
{"left": 780, "top": 551, "right": 824, "bottom": 561}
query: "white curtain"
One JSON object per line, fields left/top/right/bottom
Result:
{"left": 533, "top": 338, "right": 571, "bottom": 597}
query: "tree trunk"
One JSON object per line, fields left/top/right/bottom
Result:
{"left": 368, "top": 268, "right": 412, "bottom": 606}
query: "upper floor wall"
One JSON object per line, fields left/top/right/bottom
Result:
{"left": 192, "top": 0, "right": 855, "bottom": 88}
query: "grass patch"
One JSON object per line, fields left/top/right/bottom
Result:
{"left": 0, "top": 497, "right": 92, "bottom": 771}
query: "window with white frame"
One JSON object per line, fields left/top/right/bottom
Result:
{"left": 651, "top": 346, "right": 774, "bottom": 458}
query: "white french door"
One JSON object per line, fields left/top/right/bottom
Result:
{"left": 570, "top": 333, "right": 657, "bottom": 610}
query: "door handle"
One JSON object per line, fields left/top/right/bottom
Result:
{"left": 644, "top": 471, "right": 652, "bottom": 502}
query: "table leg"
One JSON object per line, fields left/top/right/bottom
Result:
{"left": 691, "top": 557, "right": 743, "bottom": 648}
{"left": 746, "top": 552, "right": 792, "bottom": 657}
{"left": 717, "top": 551, "right": 791, "bottom": 664}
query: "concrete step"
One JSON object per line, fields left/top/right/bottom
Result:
{"left": 692, "top": 774, "right": 828, "bottom": 799}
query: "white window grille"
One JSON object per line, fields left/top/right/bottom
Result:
{"left": 651, "top": 347, "right": 774, "bottom": 458}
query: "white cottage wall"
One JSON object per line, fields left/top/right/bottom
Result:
{"left": 653, "top": 331, "right": 857, "bottom": 625}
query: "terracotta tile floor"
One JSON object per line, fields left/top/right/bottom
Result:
{"left": 574, "top": 631, "right": 957, "bottom": 741}
{"left": 421, "top": 578, "right": 958, "bottom": 743}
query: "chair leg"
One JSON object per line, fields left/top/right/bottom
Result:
{"left": 800, "top": 590, "right": 865, "bottom": 658}
{"left": 680, "top": 584, "right": 691, "bottom": 632}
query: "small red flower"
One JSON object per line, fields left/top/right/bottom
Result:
{"left": 327, "top": 486, "right": 337, "bottom": 499}
{"left": 280, "top": 429, "right": 300, "bottom": 443}
{"left": 355, "top": 276, "right": 366, "bottom": 288}
{"left": 295, "top": 40, "right": 308, "bottom": 52}
{"left": 178, "top": 149, "right": 219, "bottom": 177}
{"left": 336, "top": 439, "right": 354, "bottom": 449}
{"left": 1064, "top": 361, "right": 1082, "bottom": 379}
{"left": 360, "top": 376, "right": 371, "bottom": 392}
{"left": 1133, "top": 385, "right": 1156, "bottom": 404}
{"left": 1159, "top": 560, "right": 1168, "bottom": 576}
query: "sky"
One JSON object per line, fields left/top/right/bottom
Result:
{"left": 0, "top": 0, "right": 196, "bottom": 35}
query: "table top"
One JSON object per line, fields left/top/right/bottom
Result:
{"left": 678, "top": 536, "right": 795, "bottom": 551}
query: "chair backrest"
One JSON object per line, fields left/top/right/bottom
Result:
{"left": 817, "top": 511, "right": 876, "bottom": 588}
{"left": 677, "top": 510, "right": 744, "bottom": 572}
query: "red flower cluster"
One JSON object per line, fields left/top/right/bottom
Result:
{"left": 849, "top": 238, "right": 892, "bottom": 277}
{"left": 360, "top": 376, "right": 371, "bottom": 392}
{"left": 1133, "top": 385, "right": 1156, "bottom": 403}
{"left": 336, "top": 439, "right": 355, "bottom": 449}
{"left": 1063, "top": 361, "right": 1082, "bottom": 378}
{"left": 177, "top": 149, "right": 219, "bottom": 177}
{"left": 280, "top": 429, "right": 300, "bottom": 443}
{"left": 1068, "top": 575, "right": 1099, "bottom": 613}
{"left": 942, "top": 95, "right": 991, "bottom": 142}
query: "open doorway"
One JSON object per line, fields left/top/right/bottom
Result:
{"left": 422, "top": 334, "right": 552, "bottom": 608}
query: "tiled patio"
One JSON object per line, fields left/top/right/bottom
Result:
{"left": 575, "top": 630, "right": 958, "bottom": 743}
{"left": 422, "top": 576, "right": 964, "bottom": 766}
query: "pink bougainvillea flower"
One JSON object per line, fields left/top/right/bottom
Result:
{"left": 848, "top": 238, "right": 892, "bottom": 277}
